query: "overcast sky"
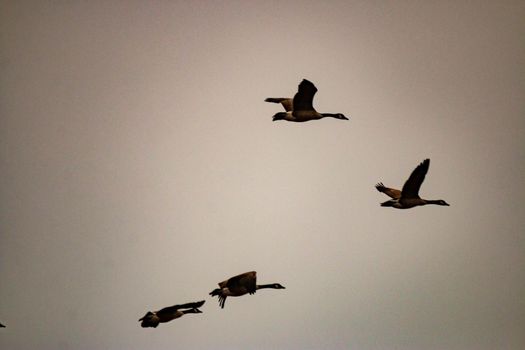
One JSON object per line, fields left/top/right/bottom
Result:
{"left": 1, "top": 1, "right": 524, "bottom": 349}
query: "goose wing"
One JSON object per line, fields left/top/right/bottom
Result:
{"left": 401, "top": 159, "right": 430, "bottom": 199}
{"left": 293, "top": 79, "right": 317, "bottom": 111}
{"left": 138, "top": 311, "right": 154, "bottom": 322}
{"left": 225, "top": 271, "right": 257, "bottom": 294}
{"left": 265, "top": 98, "right": 293, "bottom": 112}
{"left": 138, "top": 312, "right": 160, "bottom": 327}
{"left": 375, "top": 183, "right": 401, "bottom": 199}
{"left": 157, "top": 300, "right": 205, "bottom": 315}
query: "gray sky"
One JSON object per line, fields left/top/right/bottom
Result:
{"left": 1, "top": 1, "right": 524, "bottom": 349}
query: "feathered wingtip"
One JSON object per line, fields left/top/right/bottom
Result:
{"left": 272, "top": 112, "right": 287, "bottom": 121}
{"left": 375, "top": 182, "right": 386, "bottom": 192}
{"left": 218, "top": 296, "right": 226, "bottom": 308}
{"left": 209, "top": 288, "right": 227, "bottom": 308}
{"left": 299, "top": 79, "right": 317, "bottom": 93}
{"left": 191, "top": 300, "right": 206, "bottom": 309}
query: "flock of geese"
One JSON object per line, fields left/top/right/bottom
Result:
{"left": 139, "top": 271, "right": 286, "bottom": 328}
{"left": 0, "top": 79, "right": 449, "bottom": 330}
{"left": 135, "top": 79, "right": 449, "bottom": 329}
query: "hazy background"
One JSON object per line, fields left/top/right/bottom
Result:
{"left": 1, "top": 1, "right": 524, "bottom": 349}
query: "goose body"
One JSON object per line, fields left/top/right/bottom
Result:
{"left": 209, "top": 271, "right": 285, "bottom": 308}
{"left": 376, "top": 159, "right": 449, "bottom": 209}
{"left": 139, "top": 300, "right": 205, "bottom": 328}
{"left": 266, "top": 79, "right": 348, "bottom": 122}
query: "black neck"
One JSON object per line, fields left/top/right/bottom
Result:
{"left": 321, "top": 113, "right": 347, "bottom": 120}
{"left": 257, "top": 284, "right": 277, "bottom": 289}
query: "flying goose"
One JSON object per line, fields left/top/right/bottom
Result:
{"left": 266, "top": 79, "right": 348, "bottom": 122}
{"left": 376, "top": 158, "right": 449, "bottom": 209}
{"left": 209, "top": 271, "right": 285, "bottom": 308}
{"left": 138, "top": 300, "right": 205, "bottom": 328}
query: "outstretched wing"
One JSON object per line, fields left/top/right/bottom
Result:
{"left": 293, "top": 79, "right": 317, "bottom": 111}
{"left": 139, "top": 312, "right": 160, "bottom": 328}
{"left": 401, "top": 159, "right": 430, "bottom": 199}
{"left": 158, "top": 300, "right": 206, "bottom": 314}
{"left": 138, "top": 311, "right": 154, "bottom": 322}
{"left": 265, "top": 97, "right": 293, "bottom": 112}
{"left": 375, "top": 183, "right": 401, "bottom": 199}
{"left": 226, "top": 271, "right": 257, "bottom": 294}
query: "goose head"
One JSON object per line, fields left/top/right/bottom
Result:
{"left": 333, "top": 113, "right": 348, "bottom": 120}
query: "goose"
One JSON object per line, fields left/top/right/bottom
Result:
{"left": 209, "top": 271, "right": 285, "bottom": 308}
{"left": 138, "top": 300, "right": 205, "bottom": 328}
{"left": 266, "top": 79, "right": 348, "bottom": 122}
{"left": 0, "top": 323, "right": 5, "bottom": 328}
{"left": 375, "top": 158, "right": 449, "bottom": 209}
